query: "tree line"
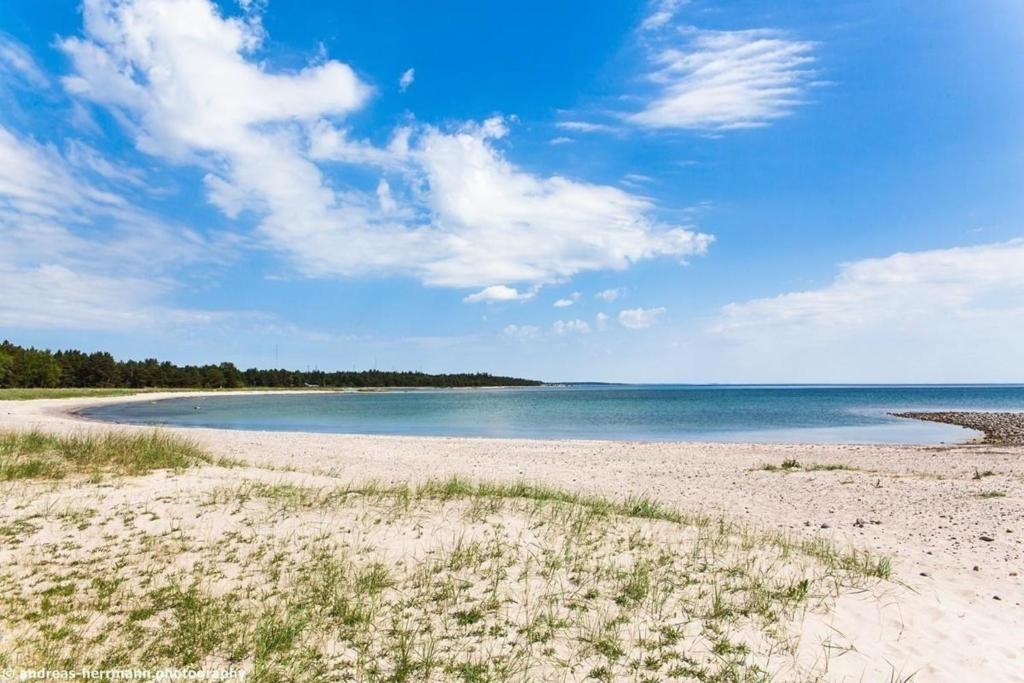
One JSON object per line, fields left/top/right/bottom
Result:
{"left": 0, "top": 341, "right": 541, "bottom": 389}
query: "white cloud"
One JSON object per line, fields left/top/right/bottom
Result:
{"left": 61, "top": 2, "right": 370, "bottom": 147}
{"left": 713, "top": 240, "right": 1024, "bottom": 335}
{"left": 60, "top": 0, "right": 411, "bottom": 280}
{"left": 399, "top": 67, "right": 415, "bottom": 92}
{"left": 503, "top": 324, "right": 541, "bottom": 340}
{"left": 640, "top": 0, "right": 688, "bottom": 32}
{"left": 699, "top": 240, "right": 1024, "bottom": 383}
{"left": 64, "top": 139, "right": 147, "bottom": 187}
{"left": 61, "top": 0, "right": 712, "bottom": 294}
{"left": 553, "top": 319, "right": 591, "bottom": 335}
{"left": 0, "top": 33, "right": 49, "bottom": 88}
{"left": 0, "top": 123, "right": 233, "bottom": 331}
{"left": 463, "top": 284, "right": 535, "bottom": 304}
{"left": 414, "top": 117, "right": 712, "bottom": 287}
{"left": 307, "top": 120, "right": 409, "bottom": 169}
{"left": 555, "top": 120, "right": 618, "bottom": 134}
{"left": 618, "top": 306, "right": 666, "bottom": 328}
{"left": 628, "top": 27, "right": 816, "bottom": 130}
{"left": 595, "top": 312, "right": 609, "bottom": 331}
{"left": 375, "top": 178, "right": 397, "bottom": 213}
{"left": 0, "top": 263, "right": 226, "bottom": 330}
{"left": 595, "top": 288, "right": 624, "bottom": 302}
{"left": 548, "top": 136, "right": 574, "bottom": 145}
{"left": 553, "top": 292, "right": 581, "bottom": 308}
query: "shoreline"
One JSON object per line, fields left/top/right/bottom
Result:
{"left": 64, "top": 389, "right": 987, "bottom": 447}
{"left": 1, "top": 393, "right": 1022, "bottom": 679}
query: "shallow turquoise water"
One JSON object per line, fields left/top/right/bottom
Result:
{"left": 80, "top": 385, "right": 1024, "bottom": 444}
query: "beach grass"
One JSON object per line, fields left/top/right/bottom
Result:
{"left": 0, "top": 474, "right": 894, "bottom": 680}
{"left": 0, "top": 426, "right": 898, "bottom": 681}
{"left": 210, "top": 477, "right": 891, "bottom": 581}
{"left": 0, "top": 429, "right": 214, "bottom": 480}
{"left": 0, "top": 471, "right": 897, "bottom": 679}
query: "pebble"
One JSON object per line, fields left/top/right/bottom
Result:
{"left": 890, "top": 411, "right": 1024, "bottom": 445}
{"left": 980, "top": 535, "right": 995, "bottom": 542}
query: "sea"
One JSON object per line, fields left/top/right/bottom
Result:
{"left": 78, "top": 384, "right": 1024, "bottom": 445}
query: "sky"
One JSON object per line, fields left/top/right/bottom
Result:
{"left": 1, "top": 0, "right": 1023, "bottom": 383}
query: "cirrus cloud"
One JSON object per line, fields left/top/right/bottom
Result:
{"left": 628, "top": 27, "right": 817, "bottom": 131}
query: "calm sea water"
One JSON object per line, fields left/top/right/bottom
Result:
{"left": 80, "top": 385, "right": 1024, "bottom": 444}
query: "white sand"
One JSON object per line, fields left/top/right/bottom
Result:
{"left": 2, "top": 391, "right": 1021, "bottom": 680}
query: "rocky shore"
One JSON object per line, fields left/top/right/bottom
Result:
{"left": 892, "top": 411, "right": 1024, "bottom": 445}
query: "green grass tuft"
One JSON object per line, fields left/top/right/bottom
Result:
{"left": 0, "top": 429, "right": 214, "bottom": 480}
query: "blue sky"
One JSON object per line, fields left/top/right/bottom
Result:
{"left": 1, "top": 0, "right": 1022, "bottom": 382}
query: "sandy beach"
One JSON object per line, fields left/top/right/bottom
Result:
{"left": 1, "top": 391, "right": 1021, "bottom": 681}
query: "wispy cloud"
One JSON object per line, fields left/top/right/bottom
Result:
{"left": 628, "top": 27, "right": 817, "bottom": 130}
{"left": 639, "top": 0, "right": 688, "bottom": 32}
{"left": 555, "top": 120, "right": 618, "bottom": 134}
{"left": 704, "top": 240, "right": 1024, "bottom": 382}
{"left": 399, "top": 67, "right": 415, "bottom": 92}
{"left": 0, "top": 33, "right": 49, "bottom": 88}
{"left": 0, "top": 124, "right": 236, "bottom": 331}
{"left": 713, "top": 240, "right": 1024, "bottom": 335}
